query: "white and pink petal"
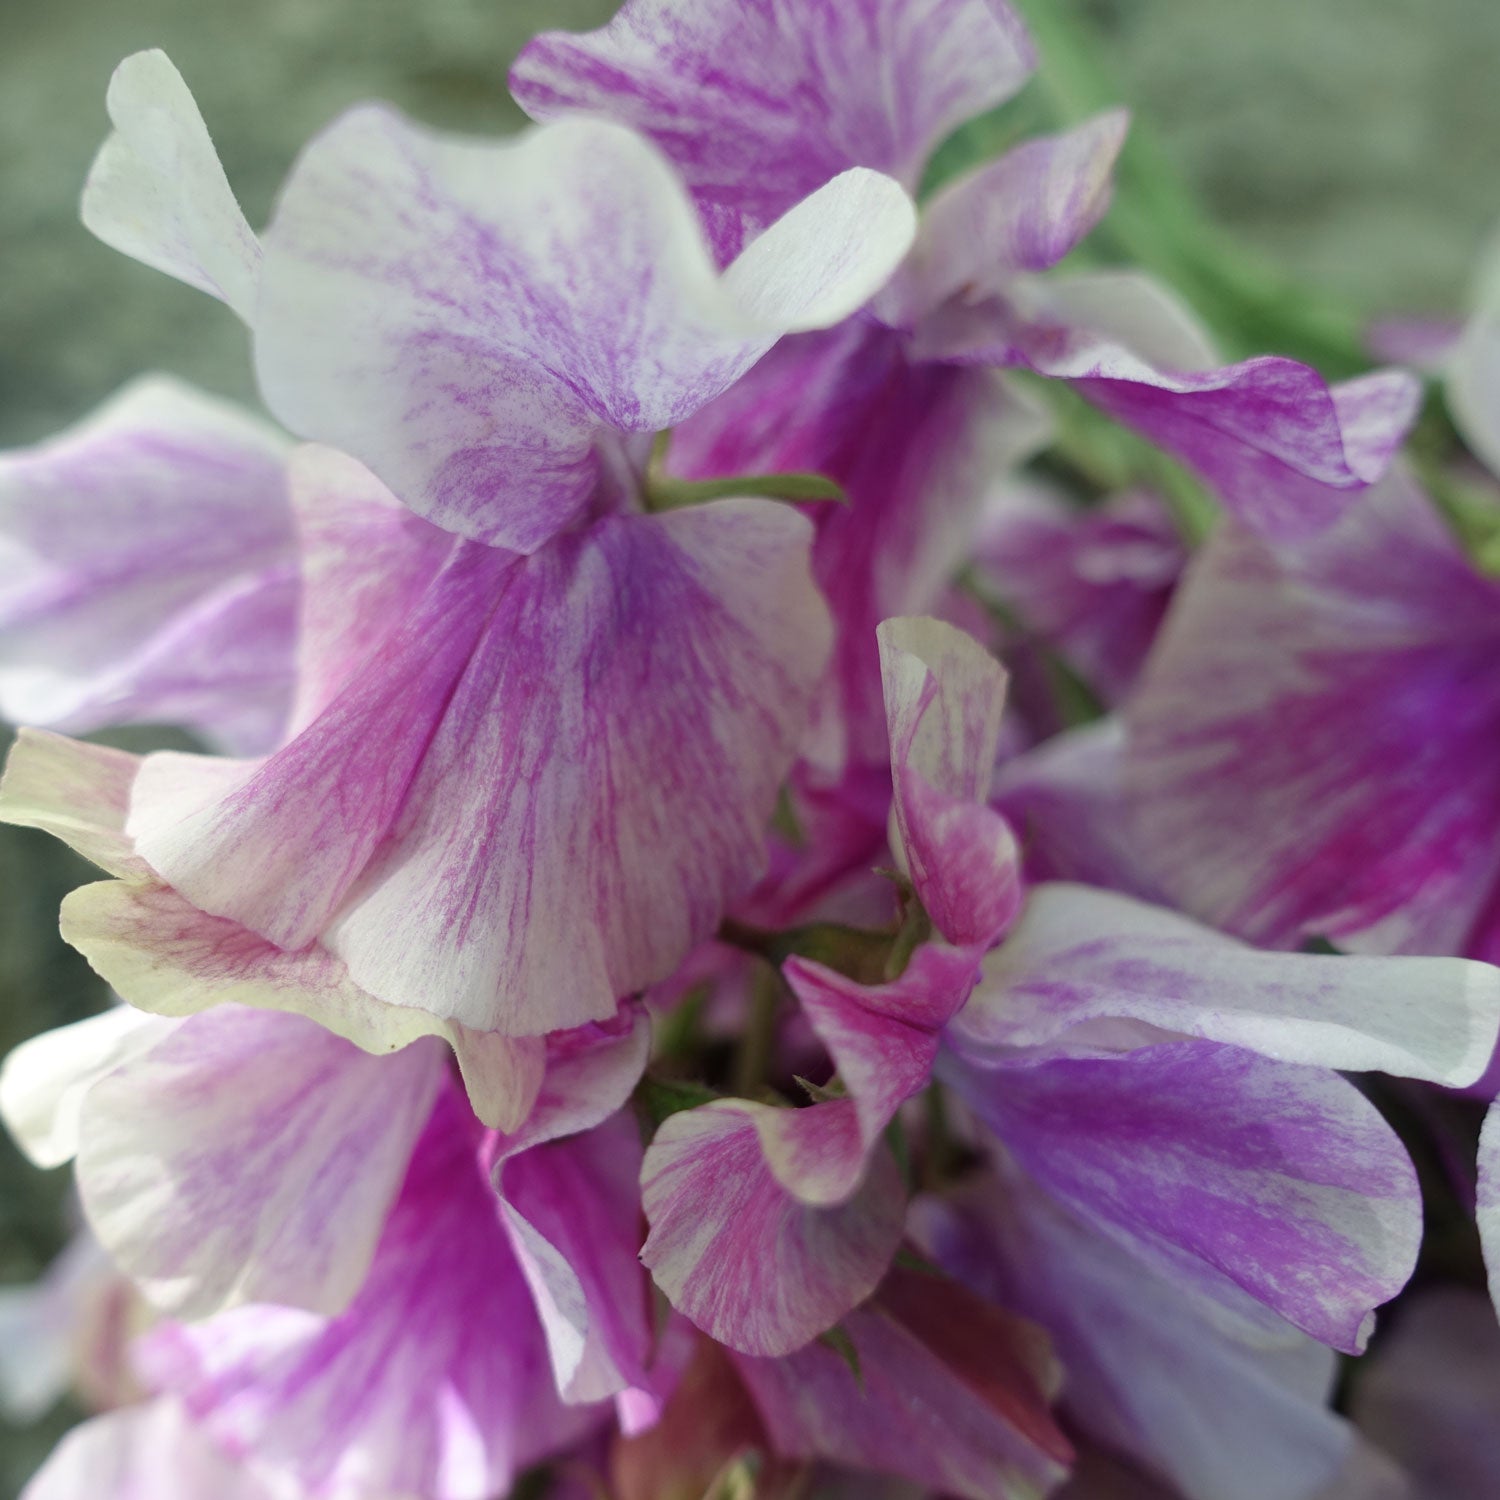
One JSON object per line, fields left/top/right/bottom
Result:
{"left": 254, "top": 109, "right": 913, "bottom": 549}
{"left": 640, "top": 1099, "right": 905, "bottom": 1357}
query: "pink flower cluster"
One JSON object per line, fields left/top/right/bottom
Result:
{"left": 4, "top": 2, "right": 1500, "bottom": 1496}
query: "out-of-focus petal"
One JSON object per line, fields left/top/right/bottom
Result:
{"left": 75, "top": 1007, "right": 445, "bottom": 1319}
{"left": 80, "top": 52, "right": 260, "bottom": 320}
{"left": 1449, "top": 230, "right": 1500, "bottom": 479}
{"left": 734, "top": 1266, "right": 1071, "bottom": 1500}
{"left": 947, "top": 1041, "right": 1420, "bottom": 1353}
{"left": 512, "top": 0, "right": 1034, "bottom": 230}
{"left": 22, "top": 1400, "right": 276, "bottom": 1500}
{"left": 126, "top": 501, "right": 830, "bottom": 1036}
{"left": 255, "top": 110, "right": 913, "bottom": 550}
{"left": 951, "top": 883, "right": 1500, "bottom": 1087}
{"left": 1125, "top": 470, "right": 1500, "bottom": 958}
{"left": 1350, "top": 1287, "right": 1500, "bottom": 1500}
{"left": 903, "top": 112, "right": 1129, "bottom": 315}
{"left": 640, "top": 1099, "right": 904, "bottom": 1356}
{"left": 916, "top": 1166, "right": 1374, "bottom": 1500}
{"left": 138, "top": 1085, "right": 600, "bottom": 1500}
{"left": 0, "top": 1006, "right": 175, "bottom": 1169}
{"left": 0, "top": 377, "right": 295, "bottom": 754}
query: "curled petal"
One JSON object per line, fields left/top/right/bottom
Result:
{"left": 255, "top": 110, "right": 913, "bottom": 549}
{"left": 903, "top": 111, "right": 1129, "bottom": 315}
{"left": 878, "top": 616, "right": 1020, "bottom": 947}
{"left": 59, "top": 879, "right": 545, "bottom": 1131}
{"left": 952, "top": 882, "right": 1500, "bottom": 1088}
{"left": 81, "top": 51, "right": 260, "bottom": 320}
{"left": 641, "top": 1099, "right": 904, "bottom": 1356}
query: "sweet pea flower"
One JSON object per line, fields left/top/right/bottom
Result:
{"left": 3, "top": 991, "right": 659, "bottom": 1497}
{"left": 513, "top": 0, "right": 1420, "bottom": 765}
{"left": 0, "top": 377, "right": 297, "bottom": 755}
{"left": 6, "top": 53, "right": 919, "bottom": 1073}
{"left": 641, "top": 617, "right": 1500, "bottom": 1382}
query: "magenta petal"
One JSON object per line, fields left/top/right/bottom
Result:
{"left": 779, "top": 946, "right": 979, "bottom": 1202}
{"left": 75, "top": 1007, "right": 444, "bottom": 1319}
{"left": 139, "top": 1085, "right": 598, "bottom": 1500}
{"left": 640, "top": 1099, "right": 904, "bottom": 1356}
{"left": 255, "top": 110, "right": 913, "bottom": 550}
{"left": 1063, "top": 356, "right": 1419, "bottom": 544}
{"left": 1124, "top": 470, "right": 1500, "bottom": 958}
{"left": 951, "top": 882, "right": 1500, "bottom": 1088}
{"left": 877, "top": 617, "right": 1021, "bottom": 947}
{"left": 0, "top": 377, "right": 295, "bottom": 754}
{"left": 22, "top": 1401, "right": 276, "bottom": 1500}
{"left": 952, "top": 1042, "right": 1420, "bottom": 1353}
{"left": 512, "top": 0, "right": 1035, "bottom": 226}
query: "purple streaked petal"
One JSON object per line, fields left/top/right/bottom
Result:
{"left": 970, "top": 483, "right": 1183, "bottom": 710}
{"left": 877, "top": 617, "right": 1020, "bottom": 947}
{"left": 58, "top": 879, "right": 546, "bottom": 1131}
{"left": 22, "top": 1401, "right": 277, "bottom": 1500}
{"left": 1021, "top": 311, "right": 1421, "bottom": 541}
{"left": 80, "top": 52, "right": 260, "bottom": 320}
{"left": 947, "top": 1041, "right": 1420, "bottom": 1353}
{"left": 1124, "top": 469, "right": 1500, "bottom": 958}
{"left": 75, "top": 1005, "right": 444, "bottom": 1319}
{"left": 900, "top": 111, "right": 1129, "bottom": 318}
{"left": 512, "top": 0, "right": 1035, "bottom": 229}
{"left": 993, "top": 719, "right": 1173, "bottom": 902}
{"left": 950, "top": 882, "right": 1500, "bottom": 1087}
{"left": 0, "top": 1006, "right": 176, "bottom": 1169}
{"left": 255, "top": 109, "right": 913, "bottom": 550}
{"left": 499, "top": 1112, "right": 654, "bottom": 1404}
{"left": 733, "top": 1266, "right": 1072, "bottom": 1500}
{"left": 640, "top": 1099, "right": 905, "bottom": 1356}
{"left": 139, "top": 1084, "right": 600, "bottom": 1500}
{"left": 0, "top": 376, "right": 295, "bottom": 754}
{"left": 915, "top": 1168, "right": 1376, "bottom": 1500}
{"left": 128, "top": 502, "right": 830, "bottom": 1035}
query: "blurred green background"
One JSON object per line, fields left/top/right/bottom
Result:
{"left": 3, "top": 0, "right": 1499, "bottom": 1492}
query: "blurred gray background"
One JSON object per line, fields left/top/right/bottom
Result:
{"left": 3, "top": 0, "right": 1499, "bottom": 1492}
